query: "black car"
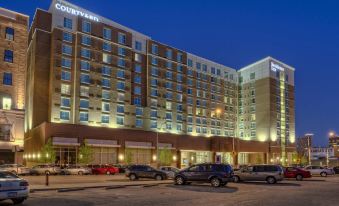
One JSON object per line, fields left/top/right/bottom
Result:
{"left": 333, "top": 166, "right": 339, "bottom": 174}
{"left": 174, "top": 163, "right": 233, "bottom": 187}
{"left": 125, "top": 165, "right": 167, "bottom": 181}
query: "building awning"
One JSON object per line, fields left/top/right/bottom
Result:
{"left": 86, "top": 139, "right": 120, "bottom": 148}
{"left": 158, "top": 143, "right": 175, "bottom": 150}
{"left": 52, "top": 137, "right": 80, "bottom": 146}
{"left": 125, "top": 141, "right": 154, "bottom": 149}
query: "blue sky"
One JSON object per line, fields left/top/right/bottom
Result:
{"left": 2, "top": 0, "right": 339, "bottom": 146}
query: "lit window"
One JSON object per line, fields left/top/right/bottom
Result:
{"left": 61, "top": 84, "right": 71, "bottom": 95}
{"left": 117, "top": 93, "right": 125, "bottom": 102}
{"left": 80, "top": 86, "right": 89, "bottom": 97}
{"left": 103, "top": 53, "right": 112, "bottom": 64}
{"left": 134, "top": 53, "right": 142, "bottom": 62}
{"left": 2, "top": 97, "right": 11, "bottom": 110}
{"left": 3, "top": 72, "right": 12, "bottom": 85}
{"left": 60, "top": 111, "right": 70, "bottom": 120}
{"left": 82, "top": 21, "right": 91, "bottom": 33}
{"left": 4, "top": 50, "right": 13, "bottom": 63}
{"left": 63, "top": 18, "right": 72, "bottom": 29}
{"left": 5, "top": 27, "right": 14, "bottom": 41}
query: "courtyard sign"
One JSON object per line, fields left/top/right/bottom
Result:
{"left": 271, "top": 62, "right": 285, "bottom": 72}
{"left": 55, "top": 3, "right": 99, "bottom": 22}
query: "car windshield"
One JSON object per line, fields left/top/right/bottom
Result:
{"left": 0, "top": 172, "right": 19, "bottom": 179}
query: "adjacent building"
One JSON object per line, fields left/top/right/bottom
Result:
{"left": 24, "top": 0, "right": 296, "bottom": 167}
{"left": 0, "top": 7, "right": 28, "bottom": 164}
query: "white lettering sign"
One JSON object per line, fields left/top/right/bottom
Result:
{"left": 271, "top": 62, "right": 284, "bottom": 72}
{"left": 55, "top": 3, "right": 99, "bottom": 22}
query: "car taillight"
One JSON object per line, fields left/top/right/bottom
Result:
{"left": 20, "top": 181, "right": 29, "bottom": 187}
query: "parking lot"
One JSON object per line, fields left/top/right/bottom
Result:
{"left": 1, "top": 176, "right": 339, "bottom": 206}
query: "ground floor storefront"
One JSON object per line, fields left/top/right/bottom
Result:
{"left": 24, "top": 122, "right": 296, "bottom": 168}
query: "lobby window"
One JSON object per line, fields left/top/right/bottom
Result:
{"left": 5, "top": 27, "right": 14, "bottom": 41}
{"left": 63, "top": 17, "right": 72, "bottom": 29}
{"left": 80, "top": 60, "right": 90, "bottom": 71}
{"left": 135, "top": 41, "right": 142, "bottom": 51}
{"left": 80, "top": 73, "right": 90, "bottom": 84}
{"left": 103, "top": 53, "right": 112, "bottom": 64}
{"left": 4, "top": 50, "right": 13, "bottom": 63}
{"left": 134, "top": 75, "right": 141, "bottom": 84}
{"left": 117, "top": 58, "right": 126, "bottom": 68}
{"left": 82, "top": 21, "right": 91, "bottom": 33}
{"left": 61, "top": 97, "right": 70, "bottom": 108}
{"left": 102, "top": 102, "right": 110, "bottom": 112}
{"left": 102, "top": 90, "right": 110, "bottom": 100}
{"left": 177, "top": 53, "right": 183, "bottom": 63}
{"left": 117, "top": 93, "right": 125, "bottom": 102}
{"left": 118, "top": 47, "right": 126, "bottom": 56}
{"left": 134, "top": 86, "right": 141, "bottom": 95}
{"left": 62, "top": 44, "right": 72, "bottom": 55}
{"left": 118, "top": 33, "right": 126, "bottom": 45}
{"left": 103, "top": 28, "right": 112, "bottom": 40}
{"left": 80, "top": 86, "right": 89, "bottom": 97}
{"left": 151, "top": 44, "right": 158, "bottom": 55}
{"left": 166, "top": 49, "right": 172, "bottom": 59}
{"left": 61, "top": 71, "right": 71, "bottom": 81}
{"left": 134, "top": 64, "right": 142, "bottom": 73}
{"left": 103, "top": 42, "right": 112, "bottom": 52}
{"left": 82, "top": 35, "right": 92, "bottom": 46}
{"left": 60, "top": 111, "right": 70, "bottom": 120}
{"left": 134, "top": 53, "right": 142, "bottom": 62}
{"left": 116, "top": 81, "right": 125, "bottom": 91}
{"left": 136, "top": 119, "right": 143, "bottom": 128}
{"left": 116, "top": 116, "right": 124, "bottom": 125}
{"left": 80, "top": 112, "right": 89, "bottom": 122}
{"left": 81, "top": 48, "right": 91, "bottom": 59}
{"left": 3, "top": 72, "right": 12, "bottom": 85}
{"left": 80, "top": 99, "right": 89, "bottom": 109}
{"left": 61, "top": 58, "right": 72, "bottom": 68}
{"left": 102, "top": 115, "right": 110, "bottom": 124}
{"left": 136, "top": 107, "right": 143, "bottom": 116}
{"left": 102, "top": 66, "right": 111, "bottom": 76}
{"left": 134, "top": 97, "right": 141, "bottom": 106}
{"left": 117, "top": 70, "right": 125, "bottom": 79}
{"left": 61, "top": 84, "right": 71, "bottom": 95}
{"left": 2, "top": 97, "right": 11, "bottom": 110}
{"left": 102, "top": 78, "right": 111, "bottom": 88}
{"left": 63, "top": 32, "right": 72, "bottom": 42}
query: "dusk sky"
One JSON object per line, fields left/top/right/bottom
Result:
{"left": 2, "top": 0, "right": 339, "bottom": 146}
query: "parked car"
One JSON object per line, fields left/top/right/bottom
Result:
{"left": 89, "top": 164, "right": 119, "bottom": 175}
{"left": 125, "top": 165, "right": 167, "bottom": 181}
{"left": 333, "top": 166, "right": 339, "bottom": 174}
{"left": 174, "top": 163, "right": 233, "bottom": 187}
{"left": 304, "top": 165, "right": 335, "bottom": 177}
{"left": 0, "top": 164, "right": 30, "bottom": 176}
{"left": 29, "top": 164, "right": 61, "bottom": 175}
{"left": 159, "top": 166, "right": 180, "bottom": 179}
{"left": 60, "top": 165, "right": 92, "bottom": 175}
{"left": 233, "top": 165, "right": 284, "bottom": 184}
{"left": 284, "top": 167, "right": 312, "bottom": 181}
{"left": 0, "top": 171, "right": 29, "bottom": 204}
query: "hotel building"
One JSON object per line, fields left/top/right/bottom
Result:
{"left": 0, "top": 8, "right": 28, "bottom": 164}
{"left": 24, "top": 0, "right": 296, "bottom": 167}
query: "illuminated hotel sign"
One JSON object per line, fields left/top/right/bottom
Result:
{"left": 55, "top": 3, "right": 99, "bottom": 22}
{"left": 271, "top": 62, "right": 285, "bottom": 72}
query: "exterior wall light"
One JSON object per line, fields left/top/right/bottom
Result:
{"left": 118, "top": 154, "right": 124, "bottom": 161}
{"left": 152, "top": 155, "right": 157, "bottom": 161}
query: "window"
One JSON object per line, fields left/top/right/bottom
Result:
{"left": 177, "top": 65, "right": 183, "bottom": 73}
{"left": 4, "top": 50, "right": 13, "bottom": 63}
{"left": 80, "top": 73, "right": 90, "bottom": 84}
{"left": 135, "top": 41, "right": 142, "bottom": 51}
{"left": 134, "top": 97, "right": 141, "bottom": 106}
{"left": 118, "top": 47, "right": 126, "bottom": 56}
{"left": 102, "top": 53, "right": 112, "bottom": 64}
{"left": 5, "top": 27, "right": 14, "bottom": 41}
{"left": 80, "top": 86, "right": 89, "bottom": 97}
{"left": 166, "top": 61, "right": 172, "bottom": 69}
{"left": 117, "top": 81, "right": 125, "bottom": 90}
{"left": 187, "top": 59, "right": 193, "bottom": 67}
{"left": 60, "top": 111, "right": 70, "bottom": 120}
{"left": 136, "top": 107, "right": 143, "bottom": 116}
{"left": 166, "top": 49, "right": 172, "bottom": 59}
{"left": 2, "top": 97, "right": 11, "bottom": 110}
{"left": 166, "top": 102, "right": 172, "bottom": 110}
{"left": 134, "top": 75, "right": 141, "bottom": 84}
{"left": 62, "top": 44, "right": 72, "bottom": 55}
{"left": 116, "top": 116, "right": 124, "bottom": 125}
{"left": 151, "top": 57, "right": 158, "bottom": 65}
{"left": 177, "top": 53, "right": 183, "bottom": 62}
{"left": 134, "top": 86, "right": 141, "bottom": 95}
{"left": 61, "top": 84, "right": 71, "bottom": 95}
{"left": 103, "top": 28, "right": 111, "bottom": 40}
{"left": 117, "top": 58, "right": 126, "bottom": 68}
{"left": 102, "top": 78, "right": 110, "bottom": 88}
{"left": 136, "top": 119, "right": 143, "bottom": 128}
{"left": 117, "top": 93, "right": 125, "bottom": 102}
{"left": 63, "top": 32, "right": 72, "bottom": 42}
{"left": 151, "top": 44, "right": 158, "bottom": 55}
{"left": 151, "top": 67, "right": 158, "bottom": 76}
{"left": 61, "top": 58, "right": 72, "bottom": 68}
{"left": 177, "top": 124, "right": 182, "bottom": 131}
{"left": 102, "top": 115, "right": 110, "bottom": 124}
{"left": 134, "top": 53, "right": 142, "bottom": 62}
{"left": 150, "top": 110, "right": 157, "bottom": 118}
{"left": 102, "top": 102, "right": 110, "bottom": 112}
{"left": 102, "top": 90, "right": 110, "bottom": 100}
{"left": 101, "top": 66, "right": 111, "bottom": 76}
{"left": 117, "top": 70, "right": 125, "bottom": 79}
{"left": 134, "top": 64, "right": 142, "bottom": 73}
{"left": 61, "top": 71, "right": 71, "bottom": 81}
{"left": 151, "top": 121, "right": 157, "bottom": 129}
{"left": 81, "top": 48, "right": 91, "bottom": 59}
{"left": 81, "top": 35, "right": 91, "bottom": 45}
{"left": 80, "top": 60, "right": 90, "bottom": 71}
{"left": 3, "top": 72, "right": 12, "bottom": 85}
{"left": 250, "top": 72, "right": 255, "bottom": 80}
{"left": 118, "top": 33, "right": 126, "bottom": 44}
{"left": 80, "top": 112, "right": 89, "bottom": 122}
{"left": 61, "top": 97, "right": 70, "bottom": 107}
{"left": 177, "top": 74, "right": 183, "bottom": 82}
{"left": 82, "top": 21, "right": 91, "bottom": 33}
{"left": 103, "top": 42, "right": 111, "bottom": 52}
{"left": 63, "top": 18, "right": 72, "bottom": 29}
{"left": 80, "top": 99, "right": 89, "bottom": 109}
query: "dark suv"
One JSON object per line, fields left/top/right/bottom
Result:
{"left": 125, "top": 165, "right": 167, "bottom": 181}
{"left": 174, "top": 163, "right": 233, "bottom": 187}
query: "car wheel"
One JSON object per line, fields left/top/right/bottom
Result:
{"left": 78, "top": 171, "right": 84, "bottom": 175}
{"left": 106, "top": 171, "right": 111, "bottom": 175}
{"left": 129, "top": 174, "right": 137, "bottom": 181}
{"left": 266, "top": 176, "right": 276, "bottom": 184}
{"left": 45, "top": 171, "right": 50, "bottom": 175}
{"left": 11, "top": 197, "right": 25, "bottom": 205}
{"left": 155, "top": 174, "right": 163, "bottom": 181}
{"left": 233, "top": 176, "right": 241, "bottom": 183}
{"left": 175, "top": 176, "right": 185, "bottom": 185}
{"left": 320, "top": 172, "right": 327, "bottom": 177}
{"left": 296, "top": 174, "right": 303, "bottom": 181}
{"left": 211, "top": 177, "right": 221, "bottom": 187}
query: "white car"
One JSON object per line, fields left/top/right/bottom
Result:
{"left": 0, "top": 164, "right": 30, "bottom": 175}
{"left": 0, "top": 171, "right": 29, "bottom": 204}
{"left": 159, "top": 166, "right": 180, "bottom": 179}
{"left": 304, "top": 165, "right": 335, "bottom": 177}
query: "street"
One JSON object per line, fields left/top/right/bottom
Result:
{"left": 1, "top": 176, "right": 339, "bottom": 206}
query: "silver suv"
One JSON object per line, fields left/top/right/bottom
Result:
{"left": 233, "top": 165, "right": 284, "bottom": 184}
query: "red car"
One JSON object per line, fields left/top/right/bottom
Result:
{"left": 284, "top": 167, "right": 312, "bottom": 181}
{"left": 89, "top": 164, "right": 119, "bottom": 175}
